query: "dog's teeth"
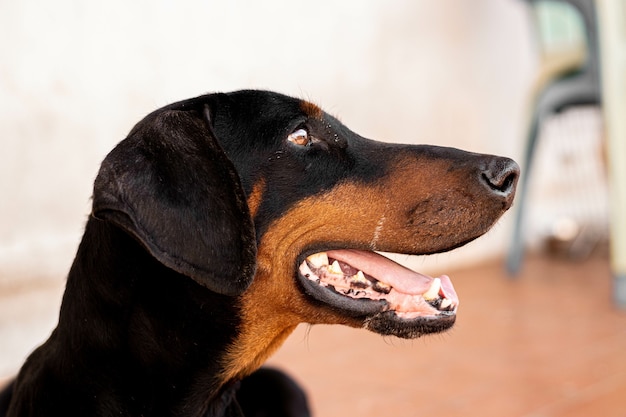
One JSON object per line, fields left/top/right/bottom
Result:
{"left": 299, "top": 261, "right": 314, "bottom": 279}
{"left": 352, "top": 271, "right": 369, "bottom": 284}
{"left": 307, "top": 252, "right": 329, "bottom": 268}
{"left": 328, "top": 260, "right": 343, "bottom": 275}
{"left": 422, "top": 277, "right": 442, "bottom": 301}
{"left": 373, "top": 280, "right": 392, "bottom": 294}
{"left": 440, "top": 298, "right": 452, "bottom": 310}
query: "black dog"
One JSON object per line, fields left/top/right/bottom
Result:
{"left": 0, "top": 90, "right": 518, "bottom": 416}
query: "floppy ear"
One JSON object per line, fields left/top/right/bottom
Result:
{"left": 92, "top": 104, "right": 256, "bottom": 296}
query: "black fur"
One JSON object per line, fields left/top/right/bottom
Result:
{"left": 236, "top": 368, "right": 310, "bottom": 417}
{"left": 0, "top": 90, "right": 518, "bottom": 417}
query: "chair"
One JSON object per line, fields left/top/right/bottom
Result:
{"left": 506, "top": 0, "right": 602, "bottom": 275}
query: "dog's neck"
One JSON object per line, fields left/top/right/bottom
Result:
{"left": 44, "top": 218, "right": 243, "bottom": 416}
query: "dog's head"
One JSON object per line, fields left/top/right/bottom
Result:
{"left": 93, "top": 90, "right": 518, "bottom": 377}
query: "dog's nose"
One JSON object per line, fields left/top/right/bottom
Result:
{"left": 481, "top": 157, "right": 520, "bottom": 199}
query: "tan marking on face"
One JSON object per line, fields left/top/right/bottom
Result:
{"left": 246, "top": 178, "right": 266, "bottom": 219}
{"left": 300, "top": 100, "right": 323, "bottom": 119}
{"left": 219, "top": 155, "right": 509, "bottom": 382}
{"left": 219, "top": 182, "right": 386, "bottom": 383}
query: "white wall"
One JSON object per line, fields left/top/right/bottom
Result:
{"left": 0, "top": 0, "right": 535, "bottom": 285}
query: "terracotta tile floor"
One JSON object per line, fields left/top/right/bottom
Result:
{"left": 266, "top": 254, "right": 626, "bottom": 417}
{"left": 2, "top": 254, "right": 625, "bottom": 416}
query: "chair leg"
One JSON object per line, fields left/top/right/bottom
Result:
{"left": 506, "top": 112, "right": 541, "bottom": 276}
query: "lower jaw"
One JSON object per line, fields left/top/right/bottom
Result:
{"left": 364, "top": 310, "right": 457, "bottom": 339}
{"left": 297, "top": 272, "right": 457, "bottom": 339}
{"left": 298, "top": 272, "right": 388, "bottom": 317}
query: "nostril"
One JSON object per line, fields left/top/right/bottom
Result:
{"left": 482, "top": 171, "right": 515, "bottom": 193}
{"left": 482, "top": 158, "right": 520, "bottom": 195}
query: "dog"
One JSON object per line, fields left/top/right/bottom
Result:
{"left": 0, "top": 90, "right": 519, "bottom": 416}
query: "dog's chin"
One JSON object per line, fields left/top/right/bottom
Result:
{"left": 296, "top": 249, "right": 458, "bottom": 339}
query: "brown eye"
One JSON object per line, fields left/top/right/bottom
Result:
{"left": 287, "top": 128, "right": 310, "bottom": 146}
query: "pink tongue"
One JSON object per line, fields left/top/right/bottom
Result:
{"left": 326, "top": 249, "right": 458, "bottom": 302}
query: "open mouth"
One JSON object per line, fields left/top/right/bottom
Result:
{"left": 297, "top": 249, "right": 459, "bottom": 338}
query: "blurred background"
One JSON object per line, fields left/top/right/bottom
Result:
{"left": 1, "top": 0, "right": 624, "bottom": 416}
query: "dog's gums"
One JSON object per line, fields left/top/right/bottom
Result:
{"left": 299, "top": 249, "right": 458, "bottom": 319}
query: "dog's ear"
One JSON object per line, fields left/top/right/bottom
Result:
{"left": 92, "top": 104, "right": 256, "bottom": 296}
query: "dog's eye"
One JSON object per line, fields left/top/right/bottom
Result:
{"left": 287, "top": 128, "right": 311, "bottom": 147}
